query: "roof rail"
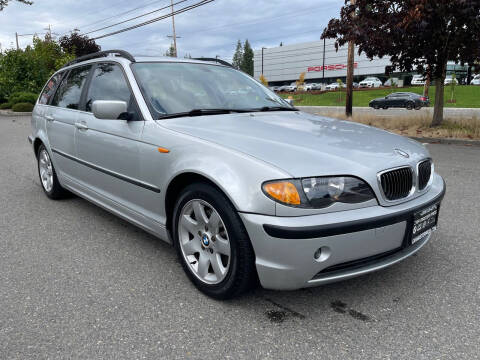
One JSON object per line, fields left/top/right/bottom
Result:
{"left": 63, "top": 49, "right": 136, "bottom": 68}
{"left": 193, "top": 57, "right": 233, "bottom": 68}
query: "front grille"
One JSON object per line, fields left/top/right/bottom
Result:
{"left": 418, "top": 160, "right": 432, "bottom": 190}
{"left": 380, "top": 167, "right": 413, "bottom": 200}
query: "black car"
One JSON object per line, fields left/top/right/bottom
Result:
{"left": 369, "top": 92, "right": 430, "bottom": 110}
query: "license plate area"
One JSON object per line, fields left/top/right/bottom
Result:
{"left": 411, "top": 203, "right": 439, "bottom": 244}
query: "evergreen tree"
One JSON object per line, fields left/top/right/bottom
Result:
{"left": 232, "top": 40, "right": 243, "bottom": 70}
{"left": 241, "top": 39, "right": 254, "bottom": 76}
{"left": 165, "top": 43, "right": 176, "bottom": 57}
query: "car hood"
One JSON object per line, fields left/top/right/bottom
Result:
{"left": 158, "top": 111, "right": 429, "bottom": 179}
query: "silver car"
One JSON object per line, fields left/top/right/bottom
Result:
{"left": 28, "top": 50, "right": 446, "bottom": 299}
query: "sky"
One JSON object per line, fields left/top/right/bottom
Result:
{"left": 0, "top": 0, "right": 344, "bottom": 61}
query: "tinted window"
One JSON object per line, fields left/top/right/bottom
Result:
{"left": 39, "top": 72, "right": 64, "bottom": 105}
{"left": 51, "top": 66, "right": 91, "bottom": 109}
{"left": 86, "top": 63, "right": 134, "bottom": 114}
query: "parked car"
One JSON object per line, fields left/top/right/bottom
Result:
{"left": 359, "top": 77, "right": 383, "bottom": 88}
{"left": 384, "top": 78, "right": 400, "bottom": 87}
{"left": 353, "top": 82, "right": 359, "bottom": 89}
{"left": 276, "top": 85, "right": 289, "bottom": 92}
{"left": 411, "top": 75, "right": 426, "bottom": 86}
{"left": 29, "top": 50, "right": 445, "bottom": 299}
{"left": 325, "top": 82, "right": 344, "bottom": 90}
{"left": 369, "top": 92, "right": 430, "bottom": 110}
{"left": 269, "top": 86, "right": 279, "bottom": 92}
{"left": 444, "top": 75, "right": 459, "bottom": 85}
{"left": 303, "top": 83, "right": 314, "bottom": 91}
{"left": 471, "top": 74, "right": 480, "bottom": 85}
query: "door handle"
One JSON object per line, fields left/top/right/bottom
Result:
{"left": 45, "top": 115, "right": 55, "bottom": 122}
{"left": 74, "top": 122, "right": 89, "bottom": 130}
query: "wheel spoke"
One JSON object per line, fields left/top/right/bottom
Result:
{"left": 182, "top": 238, "right": 200, "bottom": 255}
{"left": 210, "top": 253, "right": 226, "bottom": 278}
{"left": 193, "top": 201, "right": 208, "bottom": 225}
{"left": 197, "top": 253, "right": 210, "bottom": 278}
{"left": 180, "top": 214, "right": 199, "bottom": 235}
{"left": 215, "top": 236, "right": 231, "bottom": 256}
{"left": 208, "top": 211, "right": 221, "bottom": 234}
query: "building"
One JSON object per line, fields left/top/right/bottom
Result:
{"left": 254, "top": 40, "right": 470, "bottom": 86}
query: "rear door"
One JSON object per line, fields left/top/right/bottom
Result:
{"left": 46, "top": 65, "right": 92, "bottom": 178}
{"left": 74, "top": 62, "right": 152, "bottom": 212}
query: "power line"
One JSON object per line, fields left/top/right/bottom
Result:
{"left": 93, "top": 0, "right": 214, "bottom": 40}
{"left": 82, "top": 0, "right": 190, "bottom": 36}
{"left": 78, "top": 0, "right": 170, "bottom": 32}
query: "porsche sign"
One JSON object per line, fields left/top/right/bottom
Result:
{"left": 308, "top": 62, "right": 358, "bottom": 72}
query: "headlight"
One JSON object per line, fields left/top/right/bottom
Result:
{"left": 262, "top": 176, "right": 375, "bottom": 208}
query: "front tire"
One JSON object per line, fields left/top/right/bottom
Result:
{"left": 37, "top": 145, "right": 69, "bottom": 199}
{"left": 406, "top": 102, "right": 414, "bottom": 110}
{"left": 172, "top": 182, "right": 256, "bottom": 299}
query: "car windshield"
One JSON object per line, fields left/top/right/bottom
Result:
{"left": 364, "top": 78, "right": 377, "bottom": 81}
{"left": 132, "top": 62, "right": 292, "bottom": 118}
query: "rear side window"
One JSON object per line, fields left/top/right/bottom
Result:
{"left": 51, "top": 65, "right": 91, "bottom": 110}
{"left": 85, "top": 63, "right": 134, "bottom": 114}
{"left": 39, "top": 72, "right": 64, "bottom": 105}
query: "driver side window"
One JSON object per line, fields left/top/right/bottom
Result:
{"left": 86, "top": 63, "right": 140, "bottom": 120}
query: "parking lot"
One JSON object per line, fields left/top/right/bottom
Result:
{"left": 1, "top": 115, "right": 479, "bottom": 359}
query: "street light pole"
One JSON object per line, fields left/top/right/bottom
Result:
{"left": 15, "top": 32, "right": 19, "bottom": 50}
{"left": 261, "top": 47, "right": 266, "bottom": 75}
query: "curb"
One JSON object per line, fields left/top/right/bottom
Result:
{"left": 410, "top": 136, "right": 480, "bottom": 147}
{"left": 0, "top": 110, "right": 32, "bottom": 116}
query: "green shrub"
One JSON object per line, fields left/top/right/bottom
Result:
{"left": 8, "top": 92, "right": 38, "bottom": 105}
{"left": 0, "top": 102, "right": 12, "bottom": 109}
{"left": 11, "top": 102, "right": 34, "bottom": 112}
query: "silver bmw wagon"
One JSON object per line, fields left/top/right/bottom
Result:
{"left": 28, "top": 50, "right": 446, "bottom": 299}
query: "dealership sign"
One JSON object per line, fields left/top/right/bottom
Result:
{"left": 308, "top": 62, "right": 358, "bottom": 72}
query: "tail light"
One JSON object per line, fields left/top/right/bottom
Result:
{"left": 420, "top": 96, "right": 428, "bottom": 101}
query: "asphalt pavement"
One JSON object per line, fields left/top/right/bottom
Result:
{"left": 1, "top": 115, "right": 479, "bottom": 359}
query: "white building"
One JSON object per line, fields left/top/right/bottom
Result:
{"left": 254, "top": 39, "right": 471, "bottom": 86}
{"left": 254, "top": 39, "right": 391, "bottom": 85}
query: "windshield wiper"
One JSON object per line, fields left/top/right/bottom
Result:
{"left": 257, "top": 106, "right": 298, "bottom": 112}
{"left": 157, "top": 108, "right": 251, "bottom": 120}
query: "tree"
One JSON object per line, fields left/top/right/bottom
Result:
{"left": 322, "top": 0, "right": 480, "bottom": 127}
{"left": 164, "top": 43, "right": 176, "bottom": 57}
{"left": 58, "top": 32, "right": 100, "bottom": 58}
{"left": 296, "top": 72, "right": 306, "bottom": 90}
{"left": 0, "top": 0, "right": 32, "bottom": 11}
{"left": 0, "top": 35, "right": 73, "bottom": 101}
{"left": 232, "top": 40, "right": 243, "bottom": 70}
{"left": 259, "top": 74, "right": 268, "bottom": 86}
{"left": 241, "top": 39, "right": 254, "bottom": 76}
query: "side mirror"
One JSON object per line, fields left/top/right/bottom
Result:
{"left": 285, "top": 98, "right": 294, "bottom": 106}
{"left": 92, "top": 100, "right": 128, "bottom": 120}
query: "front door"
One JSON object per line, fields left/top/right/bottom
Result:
{"left": 74, "top": 62, "right": 155, "bottom": 215}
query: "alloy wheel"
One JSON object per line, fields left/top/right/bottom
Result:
{"left": 39, "top": 149, "right": 54, "bottom": 192}
{"left": 178, "top": 199, "right": 231, "bottom": 284}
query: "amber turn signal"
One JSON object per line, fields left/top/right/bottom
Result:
{"left": 263, "top": 181, "right": 301, "bottom": 205}
{"left": 157, "top": 147, "right": 170, "bottom": 153}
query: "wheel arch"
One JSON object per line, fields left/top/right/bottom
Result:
{"left": 164, "top": 172, "right": 235, "bottom": 238}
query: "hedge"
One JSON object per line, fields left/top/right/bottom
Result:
{"left": 8, "top": 92, "right": 38, "bottom": 105}
{"left": 11, "top": 102, "right": 34, "bottom": 112}
{"left": 0, "top": 102, "right": 12, "bottom": 109}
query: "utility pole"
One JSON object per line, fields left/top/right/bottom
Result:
{"left": 322, "top": 36, "right": 326, "bottom": 83}
{"left": 15, "top": 32, "right": 19, "bottom": 50}
{"left": 170, "top": 0, "right": 178, "bottom": 57}
{"left": 261, "top": 47, "right": 266, "bottom": 75}
{"left": 345, "top": 0, "right": 356, "bottom": 117}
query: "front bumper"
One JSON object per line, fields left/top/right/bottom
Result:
{"left": 240, "top": 174, "right": 446, "bottom": 290}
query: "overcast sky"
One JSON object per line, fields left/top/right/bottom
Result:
{"left": 0, "top": 0, "right": 344, "bottom": 61}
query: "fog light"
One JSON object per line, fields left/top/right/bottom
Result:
{"left": 313, "top": 246, "right": 331, "bottom": 262}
